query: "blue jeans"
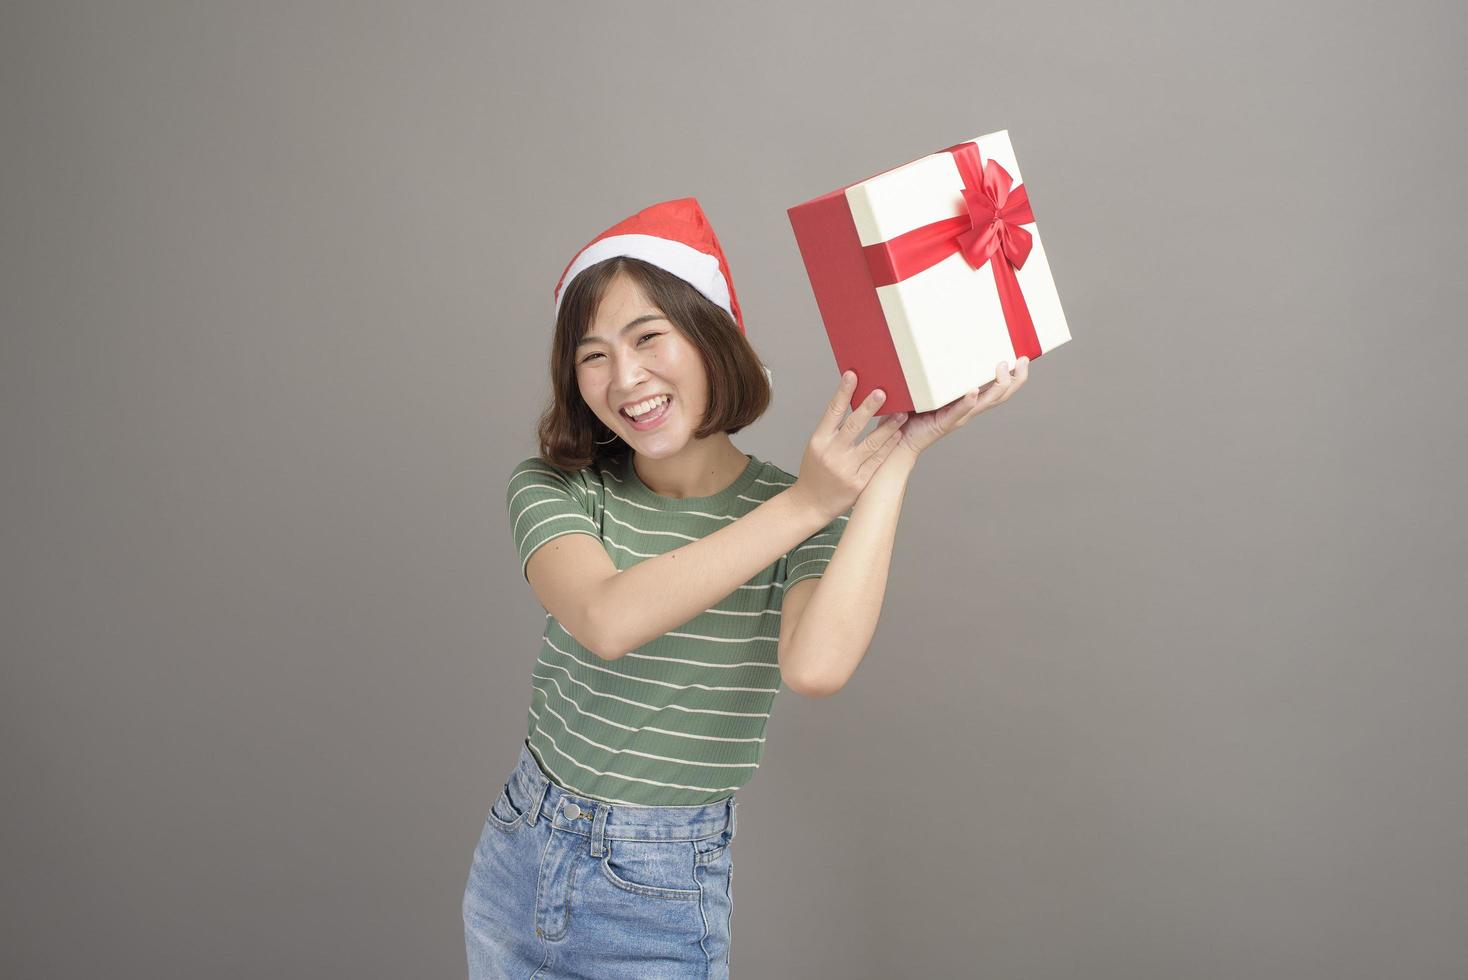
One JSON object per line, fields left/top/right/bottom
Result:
{"left": 463, "top": 740, "right": 738, "bottom": 979}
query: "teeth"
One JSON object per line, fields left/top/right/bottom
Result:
{"left": 624, "top": 394, "right": 670, "bottom": 419}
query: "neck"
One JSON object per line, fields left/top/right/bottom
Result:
{"left": 631, "top": 434, "right": 748, "bottom": 499}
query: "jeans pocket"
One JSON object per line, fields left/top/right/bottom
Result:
{"left": 486, "top": 782, "right": 525, "bottom": 832}
{"left": 693, "top": 825, "right": 733, "bottom": 866}
{"left": 600, "top": 838, "right": 702, "bottom": 901}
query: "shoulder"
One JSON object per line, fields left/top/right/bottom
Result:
{"left": 508, "top": 456, "right": 568, "bottom": 493}
{"left": 508, "top": 455, "right": 609, "bottom": 487}
{"left": 506, "top": 456, "right": 609, "bottom": 510}
{"left": 509, "top": 456, "right": 559, "bottom": 480}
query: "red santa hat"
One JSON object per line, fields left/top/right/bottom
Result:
{"left": 553, "top": 197, "right": 771, "bottom": 385}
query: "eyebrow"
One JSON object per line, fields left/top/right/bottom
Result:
{"left": 576, "top": 314, "right": 667, "bottom": 349}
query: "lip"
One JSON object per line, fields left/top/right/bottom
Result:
{"left": 620, "top": 394, "right": 673, "bottom": 431}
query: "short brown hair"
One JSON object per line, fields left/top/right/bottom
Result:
{"left": 534, "top": 256, "right": 771, "bottom": 472}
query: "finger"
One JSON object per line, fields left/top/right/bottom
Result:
{"left": 951, "top": 389, "right": 982, "bottom": 427}
{"left": 821, "top": 370, "right": 858, "bottom": 434}
{"left": 1002, "top": 356, "right": 1030, "bottom": 401}
{"left": 859, "top": 411, "right": 907, "bottom": 453}
{"left": 976, "top": 377, "right": 1006, "bottom": 408}
{"left": 952, "top": 386, "right": 999, "bottom": 425}
{"left": 953, "top": 394, "right": 984, "bottom": 428}
{"left": 857, "top": 421, "right": 907, "bottom": 480}
{"left": 839, "top": 385, "right": 888, "bottom": 442}
{"left": 977, "top": 362, "right": 1007, "bottom": 402}
{"left": 875, "top": 418, "right": 907, "bottom": 458}
{"left": 941, "top": 389, "right": 980, "bottom": 430}
{"left": 997, "top": 357, "right": 1029, "bottom": 403}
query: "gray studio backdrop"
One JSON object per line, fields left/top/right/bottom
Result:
{"left": 4, "top": 2, "right": 1466, "bottom": 978}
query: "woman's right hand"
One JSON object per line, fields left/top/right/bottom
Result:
{"left": 790, "top": 370, "right": 909, "bottom": 523}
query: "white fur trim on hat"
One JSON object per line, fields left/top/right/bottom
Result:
{"left": 554, "top": 233, "right": 735, "bottom": 323}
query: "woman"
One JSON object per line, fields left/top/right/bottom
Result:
{"left": 463, "top": 197, "right": 1029, "bottom": 978}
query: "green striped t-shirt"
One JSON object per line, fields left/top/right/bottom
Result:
{"left": 506, "top": 450, "right": 849, "bottom": 807}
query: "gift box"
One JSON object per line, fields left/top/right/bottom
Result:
{"left": 787, "top": 129, "right": 1071, "bottom": 414}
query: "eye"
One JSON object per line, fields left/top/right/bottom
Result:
{"left": 579, "top": 333, "right": 661, "bottom": 365}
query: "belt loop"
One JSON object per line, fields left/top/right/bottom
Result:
{"left": 728, "top": 797, "right": 738, "bottom": 839}
{"left": 527, "top": 775, "right": 551, "bottom": 827}
{"left": 589, "top": 803, "right": 611, "bottom": 858}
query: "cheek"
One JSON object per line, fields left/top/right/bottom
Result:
{"left": 575, "top": 376, "right": 605, "bottom": 412}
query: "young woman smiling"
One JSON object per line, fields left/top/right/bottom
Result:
{"left": 463, "top": 198, "right": 1029, "bottom": 979}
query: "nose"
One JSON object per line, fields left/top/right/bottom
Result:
{"left": 613, "top": 351, "right": 653, "bottom": 394}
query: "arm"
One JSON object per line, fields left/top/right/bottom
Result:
{"left": 777, "top": 356, "right": 1033, "bottom": 694}
{"left": 589, "top": 487, "right": 831, "bottom": 660}
{"left": 778, "top": 442, "right": 918, "bottom": 697}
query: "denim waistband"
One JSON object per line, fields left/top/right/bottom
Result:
{"left": 508, "top": 739, "right": 737, "bottom": 849}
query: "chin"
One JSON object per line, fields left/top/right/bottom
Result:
{"left": 627, "top": 437, "right": 686, "bottom": 458}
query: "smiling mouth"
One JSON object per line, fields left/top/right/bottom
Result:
{"left": 620, "top": 395, "right": 673, "bottom": 428}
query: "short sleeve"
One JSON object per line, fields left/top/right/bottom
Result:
{"left": 783, "top": 507, "right": 851, "bottom": 588}
{"left": 507, "top": 458, "right": 601, "bottom": 581}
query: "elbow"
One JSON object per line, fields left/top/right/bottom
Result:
{"left": 579, "top": 620, "right": 622, "bottom": 662}
{"left": 578, "top": 590, "right": 624, "bottom": 661}
{"left": 581, "top": 632, "right": 624, "bottom": 662}
{"left": 580, "top": 632, "right": 615, "bottom": 661}
{"left": 782, "top": 669, "right": 843, "bottom": 699}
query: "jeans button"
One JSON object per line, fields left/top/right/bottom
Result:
{"left": 564, "top": 803, "right": 581, "bottom": 820}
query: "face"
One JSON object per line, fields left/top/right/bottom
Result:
{"left": 574, "top": 272, "right": 709, "bottom": 457}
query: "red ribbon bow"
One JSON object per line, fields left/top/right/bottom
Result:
{"left": 862, "top": 142, "right": 1042, "bottom": 364}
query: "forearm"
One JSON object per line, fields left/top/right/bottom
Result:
{"left": 783, "top": 444, "right": 918, "bottom": 695}
{"left": 591, "top": 488, "right": 830, "bottom": 659}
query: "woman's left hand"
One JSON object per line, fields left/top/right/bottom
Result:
{"left": 896, "top": 357, "right": 1031, "bottom": 456}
